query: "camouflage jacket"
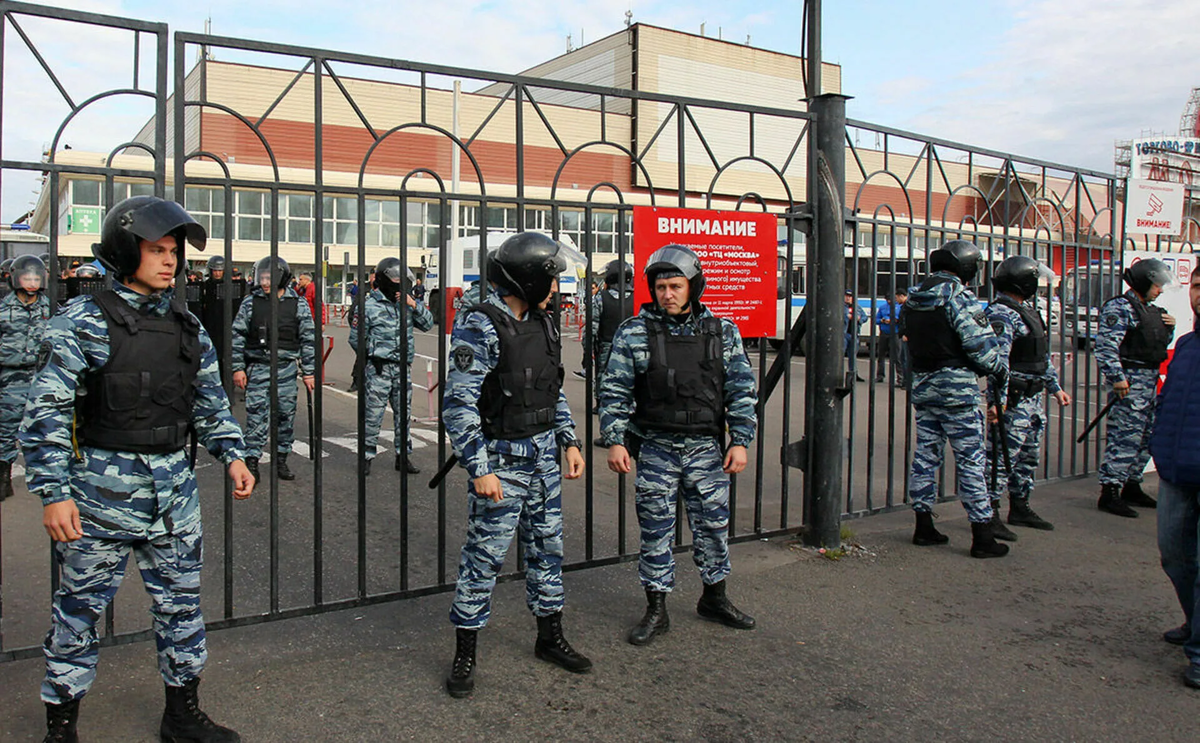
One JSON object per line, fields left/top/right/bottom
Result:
{"left": 0, "top": 290, "right": 50, "bottom": 367}
{"left": 598, "top": 302, "right": 758, "bottom": 450}
{"left": 904, "top": 272, "right": 1003, "bottom": 408}
{"left": 349, "top": 288, "right": 433, "bottom": 365}
{"left": 19, "top": 282, "right": 246, "bottom": 508}
{"left": 1095, "top": 291, "right": 1173, "bottom": 385}
{"left": 444, "top": 292, "right": 580, "bottom": 479}
{"left": 230, "top": 286, "right": 317, "bottom": 374}
{"left": 985, "top": 297, "right": 1062, "bottom": 404}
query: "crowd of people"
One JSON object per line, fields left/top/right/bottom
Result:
{"left": 0, "top": 194, "right": 1197, "bottom": 741}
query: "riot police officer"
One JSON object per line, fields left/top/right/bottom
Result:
{"left": 900, "top": 239, "right": 1008, "bottom": 558}
{"left": 199, "top": 254, "right": 243, "bottom": 382}
{"left": 1096, "top": 258, "right": 1176, "bottom": 517}
{"left": 349, "top": 257, "right": 434, "bottom": 474}
{"left": 599, "top": 244, "right": 759, "bottom": 646}
{"left": 984, "top": 256, "right": 1071, "bottom": 537}
{"left": 443, "top": 232, "right": 589, "bottom": 698}
{"left": 20, "top": 195, "right": 253, "bottom": 742}
{"left": 586, "top": 260, "right": 634, "bottom": 398}
{"left": 0, "top": 254, "right": 50, "bottom": 500}
{"left": 231, "top": 256, "right": 316, "bottom": 483}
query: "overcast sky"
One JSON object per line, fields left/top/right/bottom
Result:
{"left": 4, "top": 0, "right": 1197, "bottom": 220}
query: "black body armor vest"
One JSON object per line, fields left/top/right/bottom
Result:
{"left": 597, "top": 289, "right": 634, "bottom": 346}
{"left": 247, "top": 293, "right": 301, "bottom": 354}
{"left": 1114, "top": 291, "right": 1170, "bottom": 369}
{"left": 77, "top": 290, "right": 201, "bottom": 453}
{"left": 472, "top": 304, "right": 564, "bottom": 441}
{"left": 633, "top": 315, "right": 725, "bottom": 436}
{"left": 903, "top": 276, "right": 976, "bottom": 374}
{"left": 995, "top": 295, "right": 1048, "bottom": 376}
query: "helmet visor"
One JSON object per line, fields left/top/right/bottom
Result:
{"left": 550, "top": 241, "right": 586, "bottom": 276}
{"left": 1141, "top": 260, "right": 1176, "bottom": 289}
{"left": 127, "top": 200, "right": 207, "bottom": 251}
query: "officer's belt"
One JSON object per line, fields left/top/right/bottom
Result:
{"left": 371, "top": 357, "right": 403, "bottom": 374}
{"left": 1120, "top": 359, "right": 1161, "bottom": 370}
{"left": 651, "top": 410, "right": 719, "bottom": 427}
{"left": 80, "top": 421, "right": 189, "bottom": 453}
{"left": 1006, "top": 376, "right": 1045, "bottom": 403}
{"left": 507, "top": 407, "right": 555, "bottom": 429}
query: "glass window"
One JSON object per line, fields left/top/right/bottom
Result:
{"left": 183, "top": 186, "right": 226, "bottom": 241}
{"left": 73, "top": 179, "right": 101, "bottom": 206}
{"left": 236, "top": 191, "right": 266, "bottom": 242}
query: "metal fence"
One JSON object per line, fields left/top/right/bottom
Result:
{"left": 1, "top": 0, "right": 1194, "bottom": 663}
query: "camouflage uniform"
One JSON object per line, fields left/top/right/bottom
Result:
{"left": 590, "top": 286, "right": 633, "bottom": 396}
{"left": 349, "top": 288, "right": 434, "bottom": 458}
{"left": 1096, "top": 291, "right": 1171, "bottom": 487}
{"left": 19, "top": 282, "right": 246, "bottom": 703}
{"left": 0, "top": 290, "right": 50, "bottom": 463}
{"left": 445, "top": 293, "right": 580, "bottom": 629}
{"left": 598, "top": 302, "right": 758, "bottom": 592}
{"left": 904, "top": 272, "right": 1003, "bottom": 522}
{"left": 985, "top": 299, "right": 1062, "bottom": 502}
{"left": 231, "top": 286, "right": 316, "bottom": 459}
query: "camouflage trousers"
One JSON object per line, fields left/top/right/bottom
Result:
{"left": 0, "top": 365, "right": 34, "bottom": 463}
{"left": 243, "top": 360, "right": 298, "bottom": 458}
{"left": 909, "top": 404, "right": 993, "bottom": 523}
{"left": 635, "top": 438, "right": 732, "bottom": 592}
{"left": 986, "top": 392, "right": 1045, "bottom": 502}
{"left": 42, "top": 524, "right": 206, "bottom": 703}
{"left": 1098, "top": 368, "right": 1158, "bottom": 486}
{"left": 363, "top": 360, "right": 414, "bottom": 458}
{"left": 592, "top": 342, "right": 612, "bottom": 399}
{"left": 450, "top": 448, "right": 565, "bottom": 629}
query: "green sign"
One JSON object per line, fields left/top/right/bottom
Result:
{"left": 69, "top": 206, "right": 102, "bottom": 235}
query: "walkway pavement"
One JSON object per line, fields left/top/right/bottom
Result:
{"left": 1, "top": 474, "right": 1193, "bottom": 742}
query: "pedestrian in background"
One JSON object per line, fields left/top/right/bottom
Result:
{"left": 874, "top": 287, "right": 908, "bottom": 384}
{"left": 0, "top": 254, "right": 49, "bottom": 500}
{"left": 1095, "top": 259, "right": 1175, "bottom": 517}
{"left": 1151, "top": 263, "right": 1200, "bottom": 688}
{"left": 845, "top": 290, "right": 867, "bottom": 382}
{"left": 231, "top": 256, "right": 316, "bottom": 484}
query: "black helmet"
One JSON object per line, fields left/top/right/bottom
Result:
{"left": 993, "top": 256, "right": 1054, "bottom": 299}
{"left": 9, "top": 254, "right": 47, "bottom": 292}
{"left": 1123, "top": 258, "right": 1174, "bottom": 296}
{"left": 373, "top": 257, "right": 415, "bottom": 299}
{"left": 252, "top": 256, "right": 292, "bottom": 292}
{"left": 490, "top": 232, "right": 582, "bottom": 303}
{"left": 929, "top": 239, "right": 981, "bottom": 284}
{"left": 93, "top": 196, "right": 206, "bottom": 278}
{"left": 74, "top": 263, "right": 102, "bottom": 279}
{"left": 0, "top": 258, "right": 13, "bottom": 275}
{"left": 206, "top": 255, "right": 226, "bottom": 274}
{"left": 604, "top": 260, "right": 633, "bottom": 287}
{"left": 644, "top": 244, "right": 705, "bottom": 302}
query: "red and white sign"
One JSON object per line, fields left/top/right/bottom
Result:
{"left": 632, "top": 206, "right": 776, "bottom": 338}
{"left": 1124, "top": 178, "right": 1185, "bottom": 235}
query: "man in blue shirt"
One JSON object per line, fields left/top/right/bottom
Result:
{"left": 874, "top": 288, "right": 908, "bottom": 384}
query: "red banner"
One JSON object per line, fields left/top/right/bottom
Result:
{"left": 631, "top": 206, "right": 777, "bottom": 338}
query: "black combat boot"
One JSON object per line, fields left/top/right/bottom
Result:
{"left": 446, "top": 628, "right": 477, "bottom": 698}
{"left": 396, "top": 454, "right": 420, "bottom": 474}
{"left": 160, "top": 678, "right": 241, "bottom": 743}
{"left": 275, "top": 453, "right": 295, "bottom": 481}
{"left": 1098, "top": 483, "right": 1138, "bottom": 518}
{"left": 912, "top": 511, "right": 949, "bottom": 546}
{"left": 1008, "top": 497, "right": 1054, "bottom": 530}
{"left": 362, "top": 457, "right": 373, "bottom": 477}
{"left": 1122, "top": 480, "right": 1157, "bottom": 508}
{"left": 43, "top": 699, "right": 80, "bottom": 743}
{"left": 970, "top": 521, "right": 1010, "bottom": 559}
{"left": 989, "top": 499, "right": 1018, "bottom": 542}
{"left": 0, "top": 460, "right": 13, "bottom": 501}
{"left": 627, "top": 590, "right": 670, "bottom": 646}
{"left": 244, "top": 457, "right": 259, "bottom": 484}
{"left": 696, "top": 580, "right": 756, "bottom": 630}
{"left": 534, "top": 612, "right": 593, "bottom": 673}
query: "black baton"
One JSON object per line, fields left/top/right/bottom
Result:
{"left": 1076, "top": 394, "right": 1118, "bottom": 444}
{"left": 428, "top": 454, "right": 459, "bottom": 489}
{"left": 305, "top": 384, "right": 315, "bottom": 459}
{"left": 990, "top": 384, "right": 1013, "bottom": 478}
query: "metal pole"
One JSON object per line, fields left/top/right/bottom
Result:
{"left": 804, "top": 0, "right": 850, "bottom": 548}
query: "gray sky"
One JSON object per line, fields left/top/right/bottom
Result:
{"left": 4, "top": 0, "right": 1197, "bottom": 220}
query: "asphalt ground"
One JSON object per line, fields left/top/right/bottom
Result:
{"left": 1, "top": 474, "right": 1194, "bottom": 742}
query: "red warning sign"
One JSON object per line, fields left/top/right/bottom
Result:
{"left": 631, "top": 206, "right": 777, "bottom": 338}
